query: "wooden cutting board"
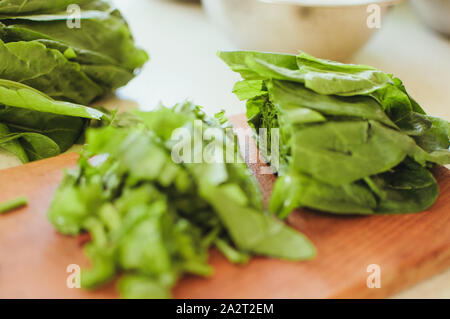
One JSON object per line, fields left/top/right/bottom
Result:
{"left": 0, "top": 114, "right": 449, "bottom": 299}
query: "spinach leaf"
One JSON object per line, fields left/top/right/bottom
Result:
{"left": 296, "top": 52, "right": 391, "bottom": 96}
{"left": 232, "top": 80, "right": 266, "bottom": 101}
{"left": 291, "top": 120, "right": 408, "bottom": 186}
{"left": 0, "top": 38, "right": 104, "bottom": 104}
{"left": 217, "top": 50, "right": 299, "bottom": 80}
{"left": 0, "top": 79, "right": 103, "bottom": 119}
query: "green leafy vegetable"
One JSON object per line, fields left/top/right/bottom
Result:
{"left": 0, "top": 0, "right": 146, "bottom": 163}
{"left": 0, "top": 0, "right": 148, "bottom": 104}
{"left": 47, "top": 102, "right": 315, "bottom": 299}
{"left": 219, "top": 50, "right": 450, "bottom": 216}
{"left": 0, "top": 195, "right": 28, "bottom": 214}
{"left": 0, "top": 79, "right": 105, "bottom": 163}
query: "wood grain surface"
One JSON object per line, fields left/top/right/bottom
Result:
{"left": 0, "top": 114, "right": 449, "bottom": 299}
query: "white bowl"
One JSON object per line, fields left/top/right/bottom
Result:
{"left": 411, "top": 0, "right": 450, "bottom": 36}
{"left": 202, "top": 0, "right": 401, "bottom": 61}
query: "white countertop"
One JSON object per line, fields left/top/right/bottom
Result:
{"left": 1, "top": 0, "right": 449, "bottom": 298}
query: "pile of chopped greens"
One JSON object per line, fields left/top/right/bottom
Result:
{"left": 0, "top": 79, "right": 105, "bottom": 163}
{"left": 0, "top": 0, "right": 148, "bottom": 105}
{"left": 218, "top": 51, "right": 450, "bottom": 217}
{"left": 47, "top": 102, "right": 315, "bottom": 299}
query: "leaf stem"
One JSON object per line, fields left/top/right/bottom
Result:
{"left": 0, "top": 196, "right": 28, "bottom": 214}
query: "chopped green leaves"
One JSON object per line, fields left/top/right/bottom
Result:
{"left": 47, "top": 102, "right": 315, "bottom": 299}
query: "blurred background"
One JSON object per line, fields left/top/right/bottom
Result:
{"left": 110, "top": 0, "right": 449, "bottom": 122}
{"left": 106, "top": 0, "right": 450, "bottom": 298}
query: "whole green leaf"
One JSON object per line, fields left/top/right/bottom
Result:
{"left": 5, "top": 11, "right": 148, "bottom": 70}
{"left": 0, "top": 39, "right": 104, "bottom": 104}
{"left": 296, "top": 52, "right": 391, "bottom": 96}
{"left": 244, "top": 56, "right": 306, "bottom": 83}
{"left": 291, "top": 118, "right": 448, "bottom": 187}
{"left": 0, "top": 27, "right": 136, "bottom": 91}
{"left": 0, "top": 79, "right": 104, "bottom": 119}
{"left": 291, "top": 120, "right": 414, "bottom": 186}
{"left": 217, "top": 50, "right": 299, "bottom": 80}
{"left": 232, "top": 80, "right": 266, "bottom": 101}
{"left": 296, "top": 52, "right": 377, "bottom": 73}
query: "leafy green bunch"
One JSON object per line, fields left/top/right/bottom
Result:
{"left": 0, "top": 0, "right": 149, "bottom": 163}
{"left": 0, "top": 0, "right": 149, "bottom": 105}
{"left": 218, "top": 51, "right": 450, "bottom": 217}
{"left": 47, "top": 102, "right": 315, "bottom": 298}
